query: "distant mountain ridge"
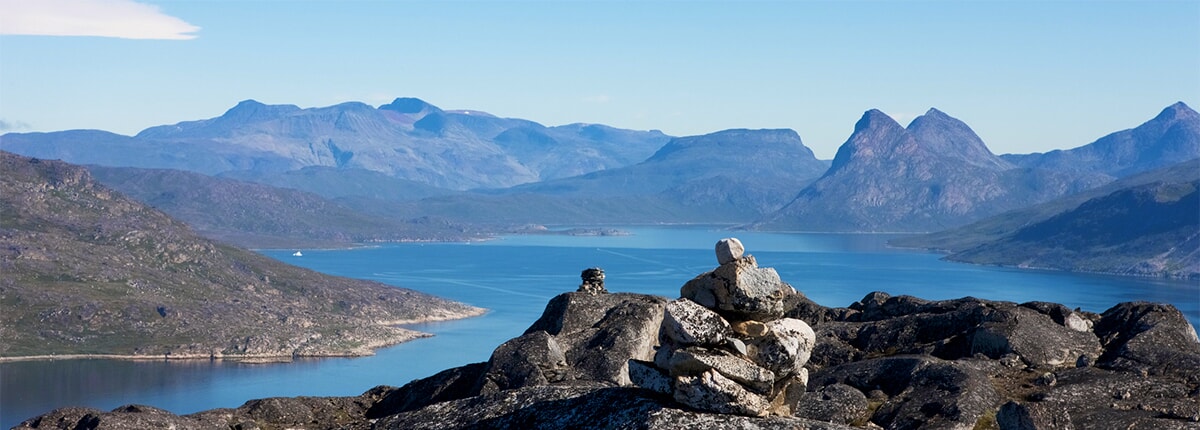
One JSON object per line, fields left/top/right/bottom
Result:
{"left": 1003, "top": 102, "right": 1200, "bottom": 177}
{"left": 892, "top": 159, "right": 1200, "bottom": 278}
{"left": 361, "top": 129, "right": 832, "bottom": 224}
{"left": 752, "top": 108, "right": 1110, "bottom": 232}
{"left": 1, "top": 98, "right": 671, "bottom": 190}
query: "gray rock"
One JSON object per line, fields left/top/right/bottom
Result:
{"left": 750, "top": 318, "right": 816, "bottom": 378}
{"left": 809, "top": 356, "right": 1001, "bottom": 430}
{"left": 680, "top": 255, "right": 793, "bottom": 320}
{"left": 476, "top": 330, "right": 569, "bottom": 394}
{"left": 524, "top": 292, "right": 667, "bottom": 386}
{"left": 997, "top": 401, "right": 1075, "bottom": 430}
{"left": 660, "top": 298, "right": 732, "bottom": 346}
{"left": 793, "top": 383, "right": 870, "bottom": 425}
{"left": 674, "top": 369, "right": 771, "bottom": 417}
{"left": 664, "top": 347, "right": 775, "bottom": 394}
{"left": 715, "top": 237, "right": 745, "bottom": 265}
{"left": 366, "top": 363, "right": 487, "bottom": 417}
{"left": 377, "top": 385, "right": 855, "bottom": 429}
{"left": 628, "top": 359, "right": 673, "bottom": 394}
{"left": 1094, "top": 301, "right": 1200, "bottom": 382}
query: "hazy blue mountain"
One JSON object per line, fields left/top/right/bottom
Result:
{"left": 1003, "top": 102, "right": 1200, "bottom": 178}
{"left": 371, "top": 129, "right": 831, "bottom": 224}
{"left": 753, "top": 109, "right": 1108, "bottom": 232}
{"left": 218, "top": 166, "right": 456, "bottom": 202}
{"left": 0, "top": 98, "right": 670, "bottom": 190}
{"left": 87, "top": 166, "right": 480, "bottom": 248}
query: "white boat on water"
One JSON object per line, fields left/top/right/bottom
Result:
{"left": 293, "top": 251, "right": 303, "bottom": 257}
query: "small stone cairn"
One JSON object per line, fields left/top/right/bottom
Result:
{"left": 640, "top": 238, "right": 816, "bottom": 417}
{"left": 577, "top": 267, "right": 607, "bottom": 295}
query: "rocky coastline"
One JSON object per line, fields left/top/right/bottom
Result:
{"left": 14, "top": 240, "right": 1200, "bottom": 429}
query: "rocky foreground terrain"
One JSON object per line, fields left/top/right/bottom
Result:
{"left": 16, "top": 239, "right": 1199, "bottom": 429}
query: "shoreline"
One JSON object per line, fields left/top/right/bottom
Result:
{"left": 0, "top": 307, "right": 489, "bottom": 364}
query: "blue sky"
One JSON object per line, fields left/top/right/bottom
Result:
{"left": 2, "top": 1, "right": 1197, "bottom": 159}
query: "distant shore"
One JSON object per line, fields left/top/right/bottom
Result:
{"left": 0, "top": 307, "right": 487, "bottom": 364}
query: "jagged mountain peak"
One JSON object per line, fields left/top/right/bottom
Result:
{"left": 907, "top": 108, "right": 1010, "bottom": 170}
{"left": 1153, "top": 101, "right": 1198, "bottom": 122}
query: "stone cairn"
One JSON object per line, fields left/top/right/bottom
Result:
{"left": 643, "top": 238, "right": 816, "bottom": 417}
{"left": 577, "top": 267, "right": 607, "bottom": 295}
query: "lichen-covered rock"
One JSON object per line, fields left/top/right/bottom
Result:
{"left": 663, "top": 347, "right": 775, "bottom": 394}
{"left": 477, "top": 330, "right": 569, "bottom": 394}
{"left": 524, "top": 292, "right": 667, "bottom": 386}
{"left": 680, "top": 255, "right": 793, "bottom": 320}
{"left": 750, "top": 318, "right": 815, "bottom": 378}
{"left": 792, "top": 383, "right": 870, "bottom": 425}
{"left": 377, "top": 385, "right": 855, "bottom": 430}
{"left": 809, "top": 356, "right": 1001, "bottom": 430}
{"left": 1093, "top": 301, "right": 1200, "bottom": 382}
{"left": 660, "top": 298, "right": 732, "bottom": 346}
{"left": 997, "top": 401, "right": 1074, "bottom": 430}
{"left": 674, "top": 369, "right": 771, "bottom": 417}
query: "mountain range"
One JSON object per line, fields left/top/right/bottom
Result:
{"left": 2, "top": 98, "right": 1198, "bottom": 276}
{"left": 1, "top": 98, "right": 671, "bottom": 190}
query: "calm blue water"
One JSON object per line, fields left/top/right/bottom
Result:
{"left": 2, "top": 227, "right": 1197, "bottom": 428}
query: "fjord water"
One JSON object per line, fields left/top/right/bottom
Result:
{"left": 2, "top": 227, "right": 1197, "bottom": 428}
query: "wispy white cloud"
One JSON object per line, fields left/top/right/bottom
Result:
{"left": 581, "top": 95, "right": 612, "bottom": 104}
{"left": 0, "top": 119, "right": 32, "bottom": 131}
{"left": 0, "top": 0, "right": 199, "bottom": 40}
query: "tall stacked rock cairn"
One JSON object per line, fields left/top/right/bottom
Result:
{"left": 638, "top": 237, "right": 816, "bottom": 417}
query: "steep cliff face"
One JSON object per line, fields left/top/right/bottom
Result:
{"left": 16, "top": 244, "right": 1200, "bottom": 429}
{"left": 0, "top": 151, "right": 483, "bottom": 358}
{"left": 756, "top": 109, "right": 1103, "bottom": 232}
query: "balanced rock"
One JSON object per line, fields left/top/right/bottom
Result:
{"left": 577, "top": 267, "right": 607, "bottom": 295}
{"left": 681, "top": 255, "right": 794, "bottom": 320}
{"left": 661, "top": 298, "right": 732, "bottom": 346}
{"left": 750, "top": 318, "right": 816, "bottom": 378}
{"left": 715, "top": 237, "right": 745, "bottom": 265}
{"left": 664, "top": 347, "right": 776, "bottom": 394}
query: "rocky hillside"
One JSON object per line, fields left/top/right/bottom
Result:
{"left": 893, "top": 159, "right": 1200, "bottom": 278}
{"left": 1003, "top": 102, "right": 1200, "bottom": 178}
{"left": 17, "top": 241, "right": 1200, "bottom": 429}
{"left": 0, "top": 151, "right": 483, "bottom": 358}
{"left": 87, "top": 165, "right": 483, "bottom": 248}
{"left": 753, "top": 109, "right": 1108, "bottom": 232}
{"left": 0, "top": 98, "right": 671, "bottom": 190}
